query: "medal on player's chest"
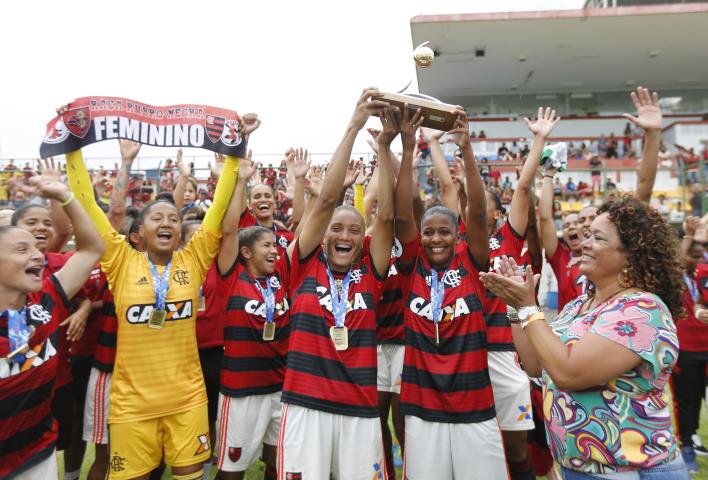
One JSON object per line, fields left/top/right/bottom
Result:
{"left": 146, "top": 256, "right": 172, "bottom": 330}
{"left": 430, "top": 267, "right": 446, "bottom": 345}
{"left": 327, "top": 268, "right": 352, "bottom": 351}
{"left": 254, "top": 276, "right": 277, "bottom": 342}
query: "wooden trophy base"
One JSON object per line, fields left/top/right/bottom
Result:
{"left": 378, "top": 92, "right": 459, "bottom": 131}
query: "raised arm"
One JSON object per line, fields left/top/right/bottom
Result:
{"left": 289, "top": 148, "right": 309, "bottom": 230}
{"left": 510, "top": 107, "right": 560, "bottom": 235}
{"left": 65, "top": 149, "right": 114, "bottom": 237}
{"left": 624, "top": 86, "right": 662, "bottom": 203}
{"left": 424, "top": 128, "right": 458, "bottom": 214}
{"left": 38, "top": 158, "right": 71, "bottom": 252}
{"left": 525, "top": 196, "right": 543, "bottom": 273}
{"left": 450, "top": 114, "right": 488, "bottom": 267}
{"left": 394, "top": 115, "right": 420, "bottom": 245}
{"left": 217, "top": 154, "right": 257, "bottom": 274}
{"left": 108, "top": 140, "right": 140, "bottom": 230}
{"left": 21, "top": 175, "right": 104, "bottom": 298}
{"left": 295, "top": 88, "right": 387, "bottom": 260}
{"left": 173, "top": 148, "right": 190, "bottom": 211}
{"left": 539, "top": 168, "right": 560, "bottom": 257}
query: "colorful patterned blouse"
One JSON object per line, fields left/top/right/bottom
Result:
{"left": 543, "top": 292, "right": 679, "bottom": 474}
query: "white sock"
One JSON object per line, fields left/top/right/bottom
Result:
{"left": 202, "top": 458, "right": 213, "bottom": 480}
{"left": 64, "top": 470, "right": 81, "bottom": 480}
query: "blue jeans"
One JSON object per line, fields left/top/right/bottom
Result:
{"left": 560, "top": 457, "right": 689, "bottom": 480}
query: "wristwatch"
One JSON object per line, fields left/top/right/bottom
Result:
{"left": 518, "top": 305, "right": 543, "bottom": 329}
{"left": 507, "top": 306, "right": 519, "bottom": 324}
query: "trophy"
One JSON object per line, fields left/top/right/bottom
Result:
{"left": 378, "top": 42, "right": 460, "bottom": 131}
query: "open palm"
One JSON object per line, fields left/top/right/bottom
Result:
{"left": 525, "top": 107, "right": 560, "bottom": 137}
{"left": 623, "top": 86, "right": 661, "bottom": 131}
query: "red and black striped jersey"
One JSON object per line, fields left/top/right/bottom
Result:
{"left": 91, "top": 288, "right": 117, "bottom": 373}
{"left": 221, "top": 256, "right": 290, "bottom": 398}
{"left": 71, "top": 266, "right": 107, "bottom": 357}
{"left": 484, "top": 220, "right": 525, "bottom": 352}
{"left": 547, "top": 243, "right": 586, "bottom": 312}
{"left": 239, "top": 210, "right": 294, "bottom": 255}
{"left": 376, "top": 238, "right": 405, "bottom": 345}
{"left": 196, "top": 262, "right": 226, "bottom": 349}
{"left": 697, "top": 262, "right": 708, "bottom": 305}
{"left": 44, "top": 252, "right": 72, "bottom": 389}
{"left": 282, "top": 240, "right": 384, "bottom": 418}
{"left": 0, "top": 275, "right": 71, "bottom": 478}
{"left": 398, "top": 238, "right": 496, "bottom": 424}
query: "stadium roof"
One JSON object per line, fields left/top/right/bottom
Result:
{"left": 410, "top": 3, "right": 708, "bottom": 102}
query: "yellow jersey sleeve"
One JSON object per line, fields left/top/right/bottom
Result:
{"left": 181, "top": 226, "right": 221, "bottom": 286}
{"left": 354, "top": 184, "right": 366, "bottom": 224}
{"left": 202, "top": 155, "right": 240, "bottom": 233}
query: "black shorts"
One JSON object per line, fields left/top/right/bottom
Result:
{"left": 199, "top": 346, "right": 224, "bottom": 423}
{"left": 71, "top": 355, "right": 94, "bottom": 403}
{"left": 51, "top": 383, "right": 74, "bottom": 450}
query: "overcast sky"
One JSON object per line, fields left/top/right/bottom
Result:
{"left": 0, "top": 0, "right": 582, "bottom": 169}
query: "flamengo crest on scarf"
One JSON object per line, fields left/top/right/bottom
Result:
{"left": 40, "top": 96, "right": 247, "bottom": 158}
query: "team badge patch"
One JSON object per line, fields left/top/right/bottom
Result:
{"left": 63, "top": 106, "right": 91, "bottom": 138}
{"left": 206, "top": 115, "right": 225, "bottom": 143}
{"left": 372, "top": 460, "right": 385, "bottom": 479}
{"left": 286, "top": 473, "right": 302, "bottom": 480}
{"left": 194, "top": 433, "right": 210, "bottom": 455}
{"left": 220, "top": 119, "right": 241, "bottom": 146}
{"left": 228, "top": 446, "right": 242, "bottom": 462}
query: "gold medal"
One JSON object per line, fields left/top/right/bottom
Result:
{"left": 198, "top": 294, "right": 206, "bottom": 312}
{"left": 330, "top": 326, "right": 349, "bottom": 351}
{"left": 148, "top": 309, "right": 167, "bottom": 329}
{"left": 262, "top": 322, "right": 276, "bottom": 341}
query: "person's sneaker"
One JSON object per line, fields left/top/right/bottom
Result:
{"left": 692, "top": 434, "right": 708, "bottom": 456}
{"left": 682, "top": 445, "right": 699, "bottom": 474}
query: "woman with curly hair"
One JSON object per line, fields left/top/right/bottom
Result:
{"left": 480, "top": 195, "right": 689, "bottom": 479}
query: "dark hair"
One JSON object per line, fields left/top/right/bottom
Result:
{"left": 486, "top": 189, "right": 504, "bottom": 213}
{"left": 11, "top": 203, "right": 50, "bottom": 226}
{"left": 181, "top": 220, "right": 202, "bottom": 243}
{"left": 186, "top": 177, "right": 198, "bottom": 192}
{"left": 155, "top": 191, "right": 175, "bottom": 203}
{"left": 421, "top": 205, "right": 459, "bottom": 233}
{"left": 138, "top": 199, "right": 178, "bottom": 225}
{"left": 598, "top": 195, "right": 684, "bottom": 318}
{"left": 237, "top": 226, "right": 273, "bottom": 262}
{"left": 181, "top": 206, "right": 206, "bottom": 222}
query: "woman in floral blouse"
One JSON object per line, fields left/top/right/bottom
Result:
{"left": 481, "top": 196, "right": 689, "bottom": 479}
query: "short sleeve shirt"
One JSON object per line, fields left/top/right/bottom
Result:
{"left": 543, "top": 292, "right": 679, "bottom": 474}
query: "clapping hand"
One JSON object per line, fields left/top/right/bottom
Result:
{"left": 479, "top": 255, "right": 539, "bottom": 309}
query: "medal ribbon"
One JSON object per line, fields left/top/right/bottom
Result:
{"left": 684, "top": 273, "right": 699, "bottom": 304}
{"left": 254, "top": 277, "right": 275, "bottom": 324}
{"left": 147, "top": 256, "right": 172, "bottom": 310}
{"left": 5, "top": 307, "right": 31, "bottom": 364}
{"left": 327, "top": 266, "right": 352, "bottom": 328}
{"left": 430, "top": 268, "right": 446, "bottom": 325}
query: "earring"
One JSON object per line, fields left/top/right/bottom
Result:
{"left": 618, "top": 265, "right": 632, "bottom": 288}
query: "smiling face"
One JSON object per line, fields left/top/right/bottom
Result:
{"left": 578, "top": 206, "right": 599, "bottom": 239}
{"left": 579, "top": 213, "right": 628, "bottom": 282}
{"left": 0, "top": 228, "right": 45, "bottom": 294}
{"left": 139, "top": 202, "right": 181, "bottom": 259}
{"left": 15, "top": 206, "right": 55, "bottom": 253}
{"left": 421, "top": 212, "right": 458, "bottom": 269}
{"left": 249, "top": 184, "right": 276, "bottom": 223}
{"left": 562, "top": 213, "right": 582, "bottom": 254}
{"left": 241, "top": 231, "right": 279, "bottom": 277}
{"left": 323, "top": 208, "right": 365, "bottom": 272}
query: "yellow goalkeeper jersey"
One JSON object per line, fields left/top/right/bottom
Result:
{"left": 102, "top": 226, "right": 219, "bottom": 423}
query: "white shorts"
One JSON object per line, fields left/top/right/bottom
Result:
{"left": 82, "top": 368, "right": 112, "bottom": 444}
{"left": 216, "top": 392, "right": 282, "bottom": 472}
{"left": 488, "top": 350, "right": 533, "bottom": 431}
{"left": 277, "top": 403, "right": 387, "bottom": 480}
{"left": 14, "top": 450, "right": 57, "bottom": 480}
{"left": 403, "top": 416, "right": 507, "bottom": 479}
{"left": 377, "top": 344, "right": 404, "bottom": 394}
